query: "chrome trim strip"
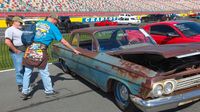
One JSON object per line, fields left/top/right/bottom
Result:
{"left": 130, "top": 89, "right": 200, "bottom": 112}
{"left": 176, "top": 74, "right": 200, "bottom": 90}
{"left": 176, "top": 52, "right": 200, "bottom": 58}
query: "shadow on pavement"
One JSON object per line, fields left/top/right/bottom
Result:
{"left": 28, "top": 63, "right": 76, "bottom": 97}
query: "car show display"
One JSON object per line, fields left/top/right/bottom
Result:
{"left": 52, "top": 26, "right": 200, "bottom": 112}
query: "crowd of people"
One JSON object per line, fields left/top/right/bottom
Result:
{"left": 0, "top": 0, "right": 200, "bottom": 12}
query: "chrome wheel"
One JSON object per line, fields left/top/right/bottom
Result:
{"left": 114, "top": 82, "right": 130, "bottom": 108}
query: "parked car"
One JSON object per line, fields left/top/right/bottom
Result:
{"left": 142, "top": 20, "right": 200, "bottom": 44}
{"left": 115, "top": 16, "right": 141, "bottom": 25}
{"left": 58, "top": 16, "right": 90, "bottom": 33}
{"left": 94, "top": 20, "right": 118, "bottom": 26}
{"left": 141, "top": 14, "right": 168, "bottom": 23}
{"left": 188, "top": 11, "right": 198, "bottom": 18}
{"left": 195, "top": 13, "right": 200, "bottom": 19}
{"left": 119, "top": 13, "right": 134, "bottom": 17}
{"left": 22, "top": 18, "right": 41, "bottom": 29}
{"left": 52, "top": 26, "right": 200, "bottom": 112}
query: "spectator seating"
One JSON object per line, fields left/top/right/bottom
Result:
{"left": 0, "top": 0, "right": 199, "bottom": 12}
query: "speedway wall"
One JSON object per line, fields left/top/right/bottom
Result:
{"left": 0, "top": 12, "right": 189, "bottom": 28}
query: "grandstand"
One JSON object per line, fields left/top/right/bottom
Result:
{"left": 0, "top": 0, "right": 199, "bottom": 16}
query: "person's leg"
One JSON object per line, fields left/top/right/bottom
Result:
{"left": 39, "top": 64, "right": 54, "bottom": 94}
{"left": 22, "top": 67, "right": 33, "bottom": 95}
{"left": 10, "top": 52, "right": 24, "bottom": 86}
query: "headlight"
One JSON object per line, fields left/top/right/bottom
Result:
{"left": 163, "top": 80, "right": 177, "bottom": 95}
{"left": 152, "top": 83, "right": 163, "bottom": 97}
{"left": 150, "top": 79, "right": 177, "bottom": 98}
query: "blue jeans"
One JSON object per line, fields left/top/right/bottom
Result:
{"left": 22, "top": 64, "right": 54, "bottom": 94}
{"left": 10, "top": 51, "right": 24, "bottom": 86}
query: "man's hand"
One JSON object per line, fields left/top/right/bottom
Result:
{"left": 73, "top": 49, "right": 81, "bottom": 55}
{"left": 14, "top": 49, "right": 22, "bottom": 54}
{"left": 5, "top": 38, "right": 21, "bottom": 54}
{"left": 61, "top": 38, "right": 81, "bottom": 55}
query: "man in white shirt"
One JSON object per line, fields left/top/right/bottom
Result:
{"left": 5, "top": 16, "right": 25, "bottom": 92}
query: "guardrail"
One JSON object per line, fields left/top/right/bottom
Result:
{"left": 0, "top": 31, "right": 69, "bottom": 70}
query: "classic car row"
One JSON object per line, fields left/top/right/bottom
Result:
{"left": 52, "top": 26, "right": 200, "bottom": 112}
{"left": 94, "top": 17, "right": 141, "bottom": 27}
{"left": 94, "top": 14, "right": 141, "bottom": 27}
{"left": 94, "top": 13, "right": 179, "bottom": 27}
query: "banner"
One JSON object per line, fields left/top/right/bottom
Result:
{"left": 82, "top": 17, "right": 118, "bottom": 23}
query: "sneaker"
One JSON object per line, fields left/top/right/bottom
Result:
{"left": 18, "top": 85, "right": 22, "bottom": 92}
{"left": 45, "top": 90, "right": 59, "bottom": 97}
{"left": 21, "top": 93, "right": 31, "bottom": 100}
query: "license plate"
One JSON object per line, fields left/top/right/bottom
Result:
{"left": 178, "top": 98, "right": 200, "bottom": 106}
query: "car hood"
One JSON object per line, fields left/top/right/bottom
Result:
{"left": 110, "top": 43, "right": 200, "bottom": 58}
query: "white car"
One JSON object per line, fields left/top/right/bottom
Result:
{"left": 119, "top": 13, "right": 132, "bottom": 17}
{"left": 115, "top": 17, "right": 141, "bottom": 25}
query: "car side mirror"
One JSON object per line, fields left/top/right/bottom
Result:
{"left": 167, "top": 33, "right": 179, "bottom": 38}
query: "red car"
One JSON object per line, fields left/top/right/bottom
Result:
{"left": 94, "top": 20, "right": 118, "bottom": 26}
{"left": 142, "top": 20, "right": 200, "bottom": 44}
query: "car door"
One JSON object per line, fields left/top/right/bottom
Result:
{"left": 72, "top": 33, "right": 99, "bottom": 84}
{"left": 150, "top": 25, "right": 181, "bottom": 44}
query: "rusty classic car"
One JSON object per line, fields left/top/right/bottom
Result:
{"left": 52, "top": 26, "right": 200, "bottom": 112}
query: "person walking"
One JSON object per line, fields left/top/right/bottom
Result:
{"left": 21, "top": 13, "right": 80, "bottom": 100}
{"left": 5, "top": 16, "right": 25, "bottom": 92}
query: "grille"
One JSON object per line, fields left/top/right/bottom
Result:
{"left": 175, "top": 74, "right": 200, "bottom": 91}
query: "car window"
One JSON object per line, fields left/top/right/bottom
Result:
{"left": 124, "top": 18, "right": 129, "bottom": 21}
{"left": 94, "top": 28, "right": 154, "bottom": 51}
{"left": 95, "top": 30, "right": 119, "bottom": 51}
{"left": 150, "top": 25, "right": 178, "bottom": 36}
{"left": 130, "top": 18, "right": 135, "bottom": 20}
{"left": 125, "top": 30, "right": 150, "bottom": 43}
{"left": 24, "top": 20, "right": 38, "bottom": 25}
{"left": 77, "top": 33, "right": 95, "bottom": 51}
{"left": 118, "top": 17, "right": 124, "bottom": 20}
{"left": 175, "top": 22, "right": 200, "bottom": 37}
{"left": 72, "top": 33, "right": 79, "bottom": 46}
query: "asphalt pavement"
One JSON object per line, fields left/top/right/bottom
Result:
{"left": 0, "top": 63, "right": 199, "bottom": 112}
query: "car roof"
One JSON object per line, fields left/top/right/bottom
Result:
{"left": 23, "top": 18, "right": 41, "bottom": 22}
{"left": 147, "top": 20, "right": 193, "bottom": 26}
{"left": 71, "top": 26, "right": 139, "bottom": 34}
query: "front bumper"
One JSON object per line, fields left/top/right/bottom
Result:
{"left": 130, "top": 89, "right": 200, "bottom": 112}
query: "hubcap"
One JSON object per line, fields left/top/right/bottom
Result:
{"left": 119, "top": 85, "right": 129, "bottom": 101}
{"left": 115, "top": 82, "right": 129, "bottom": 107}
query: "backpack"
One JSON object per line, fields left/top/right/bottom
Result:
{"left": 21, "top": 23, "right": 36, "bottom": 46}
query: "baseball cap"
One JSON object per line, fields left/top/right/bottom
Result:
{"left": 12, "top": 16, "right": 23, "bottom": 23}
{"left": 49, "top": 12, "right": 59, "bottom": 21}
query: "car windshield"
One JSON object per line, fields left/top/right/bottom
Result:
{"left": 175, "top": 22, "right": 200, "bottom": 37}
{"left": 24, "top": 21, "right": 38, "bottom": 25}
{"left": 94, "top": 28, "right": 156, "bottom": 51}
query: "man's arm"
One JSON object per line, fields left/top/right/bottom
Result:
{"left": 5, "top": 38, "right": 21, "bottom": 54}
{"left": 60, "top": 38, "right": 80, "bottom": 54}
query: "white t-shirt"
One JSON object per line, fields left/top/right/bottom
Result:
{"left": 5, "top": 26, "right": 23, "bottom": 46}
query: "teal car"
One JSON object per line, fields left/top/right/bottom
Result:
{"left": 52, "top": 26, "right": 200, "bottom": 112}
